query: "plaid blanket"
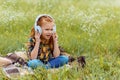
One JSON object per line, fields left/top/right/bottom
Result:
{"left": 2, "top": 64, "right": 33, "bottom": 79}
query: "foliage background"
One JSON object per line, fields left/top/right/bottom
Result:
{"left": 0, "top": 0, "right": 120, "bottom": 79}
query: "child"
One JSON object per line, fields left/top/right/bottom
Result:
{"left": 0, "top": 14, "right": 86, "bottom": 69}
{"left": 27, "top": 14, "right": 69, "bottom": 69}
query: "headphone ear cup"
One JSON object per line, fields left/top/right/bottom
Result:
{"left": 35, "top": 26, "right": 42, "bottom": 34}
{"left": 53, "top": 25, "right": 56, "bottom": 32}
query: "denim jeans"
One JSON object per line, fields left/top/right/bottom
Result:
{"left": 27, "top": 55, "right": 69, "bottom": 69}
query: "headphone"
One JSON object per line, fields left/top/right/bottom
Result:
{"left": 34, "top": 14, "right": 56, "bottom": 34}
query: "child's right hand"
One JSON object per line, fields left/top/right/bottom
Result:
{"left": 35, "top": 31, "right": 41, "bottom": 42}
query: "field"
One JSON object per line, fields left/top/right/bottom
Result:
{"left": 0, "top": 0, "right": 120, "bottom": 79}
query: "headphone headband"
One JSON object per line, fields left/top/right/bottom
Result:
{"left": 34, "top": 14, "right": 54, "bottom": 27}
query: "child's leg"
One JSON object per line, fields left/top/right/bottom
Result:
{"left": 27, "top": 59, "right": 46, "bottom": 69}
{"left": 48, "top": 55, "right": 69, "bottom": 68}
{"left": 0, "top": 57, "right": 12, "bottom": 67}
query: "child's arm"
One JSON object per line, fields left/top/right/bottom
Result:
{"left": 53, "top": 33, "right": 60, "bottom": 58}
{"left": 30, "top": 32, "right": 41, "bottom": 59}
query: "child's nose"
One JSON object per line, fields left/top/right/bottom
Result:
{"left": 48, "top": 30, "right": 52, "bottom": 33}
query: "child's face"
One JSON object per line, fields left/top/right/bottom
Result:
{"left": 41, "top": 22, "right": 54, "bottom": 40}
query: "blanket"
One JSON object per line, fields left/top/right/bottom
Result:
{"left": 1, "top": 51, "right": 86, "bottom": 79}
{"left": 2, "top": 64, "right": 33, "bottom": 79}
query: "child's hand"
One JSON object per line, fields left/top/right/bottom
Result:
{"left": 52, "top": 32, "right": 58, "bottom": 42}
{"left": 35, "top": 31, "right": 41, "bottom": 42}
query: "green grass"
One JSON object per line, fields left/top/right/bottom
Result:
{"left": 0, "top": 0, "right": 120, "bottom": 79}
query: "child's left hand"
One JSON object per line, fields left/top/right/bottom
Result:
{"left": 52, "top": 32, "right": 58, "bottom": 42}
